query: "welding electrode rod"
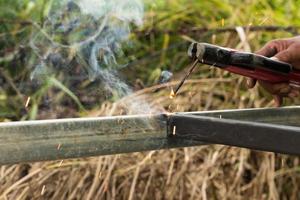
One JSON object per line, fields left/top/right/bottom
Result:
{"left": 174, "top": 59, "right": 199, "bottom": 95}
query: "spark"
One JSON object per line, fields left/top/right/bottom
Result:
{"left": 25, "top": 97, "right": 31, "bottom": 108}
{"left": 169, "top": 88, "right": 176, "bottom": 99}
{"left": 172, "top": 126, "right": 176, "bottom": 136}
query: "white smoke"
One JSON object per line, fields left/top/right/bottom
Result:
{"left": 77, "top": 0, "right": 107, "bottom": 19}
{"left": 78, "top": 0, "right": 143, "bottom": 25}
{"left": 29, "top": 0, "right": 157, "bottom": 114}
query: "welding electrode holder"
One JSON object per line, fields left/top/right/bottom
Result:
{"left": 188, "top": 43, "right": 300, "bottom": 86}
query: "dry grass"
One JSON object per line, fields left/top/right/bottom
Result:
{"left": 0, "top": 0, "right": 300, "bottom": 200}
{"left": 1, "top": 74, "right": 300, "bottom": 200}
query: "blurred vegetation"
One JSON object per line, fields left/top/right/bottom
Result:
{"left": 1, "top": 1, "right": 300, "bottom": 199}
{"left": 0, "top": 0, "right": 299, "bottom": 121}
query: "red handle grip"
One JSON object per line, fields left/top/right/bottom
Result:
{"left": 225, "top": 66, "right": 300, "bottom": 87}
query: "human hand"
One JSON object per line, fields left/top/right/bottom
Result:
{"left": 247, "top": 36, "right": 300, "bottom": 106}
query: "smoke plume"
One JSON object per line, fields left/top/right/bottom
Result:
{"left": 30, "top": 0, "right": 157, "bottom": 114}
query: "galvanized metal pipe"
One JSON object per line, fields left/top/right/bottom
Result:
{"left": 0, "top": 114, "right": 201, "bottom": 165}
{"left": 168, "top": 115, "right": 300, "bottom": 155}
{"left": 0, "top": 106, "right": 300, "bottom": 165}
{"left": 187, "top": 106, "right": 300, "bottom": 126}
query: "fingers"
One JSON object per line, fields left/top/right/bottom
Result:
{"left": 273, "top": 49, "right": 292, "bottom": 63}
{"left": 259, "top": 81, "right": 295, "bottom": 107}
{"left": 245, "top": 76, "right": 299, "bottom": 107}
{"left": 258, "top": 81, "right": 290, "bottom": 95}
{"left": 273, "top": 95, "right": 283, "bottom": 107}
{"left": 246, "top": 42, "right": 279, "bottom": 90}
{"left": 250, "top": 39, "right": 300, "bottom": 106}
{"left": 246, "top": 78, "right": 256, "bottom": 88}
{"left": 289, "top": 89, "right": 300, "bottom": 98}
{"left": 273, "top": 88, "right": 299, "bottom": 107}
{"left": 258, "top": 80, "right": 300, "bottom": 107}
{"left": 256, "top": 41, "right": 278, "bottom": 57}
